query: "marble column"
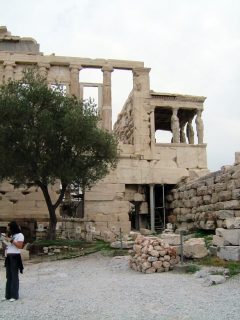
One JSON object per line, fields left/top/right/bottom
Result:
{"left": 3, "top": 61, "right": 15, "bottom": 82}
{"left": 132, "top": 67, "right": 151, "bottom": 93}
{"left": 101, "top": 66, "right": 113, "bottom": 131}
{"left": 180, "top": 120, "right": 187, "bottom": 143}
{"left": 150, "top": 184, "right": 155, "bottom": 233}
{"left": 171, "top": 108, "right": 180, "bottom": 143}
{"left": 186, "top": 115, "right": 194, "bottom": 144}
{"left": 70, "top": 64, "right": 82, "bottom": 98}
{"left": 195, "top": 109, "right": 204, "bottom": 144}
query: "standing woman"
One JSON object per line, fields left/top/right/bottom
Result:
{"left": 3, "top": 221, "right": 24, "bottom": 302}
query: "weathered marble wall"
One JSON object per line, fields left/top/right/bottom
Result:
{"left": 113, "top": 92, "right": 134, "bottom": 144}
{"left": 0, "top": 181, "right": 61, "bottom": 222}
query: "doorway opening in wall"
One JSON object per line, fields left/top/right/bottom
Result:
{"left": 154, "top": 184, "right": 175, "bottom": 232}
{"left": 18, "top": 219, "right": 37, "bottom": 243}
{"left": 126, "top": 184, "right": 149, "bottom": 231}
{"left": 60, "top": 183, "right": 84, "bottom": 219}
{"left": 127, "top": 184, "right": 176, "bottom": 232}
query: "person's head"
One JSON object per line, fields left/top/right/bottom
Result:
{"left": 8, "top": 221, "right": 21, "bottom": 236}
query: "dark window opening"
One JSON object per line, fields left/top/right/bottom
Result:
{"left": 60, "top": 184, "right": 84, "bottom": 218}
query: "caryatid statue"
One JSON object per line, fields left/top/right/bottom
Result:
{"left": 179, "top": 120, "right": 187, "bottom": 143}
{"left": 195, "top": 109, "right": 204, "bottom": 144}
{"left": 186, "top": 115, "right": 194, "bottom": 144}
{"left": 171, "top": 108, "right": 180, "bottom": 143}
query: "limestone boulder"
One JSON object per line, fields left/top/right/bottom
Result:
{"left": 217, "top": 210, "right": 235, "bottom": 219}
{"left": 203, "top": 275, "right": 226, "bottom": 286}
{"left": 160, "top": 233, "right": 181, "bottom": 246}
{"left": 183, "top": 238, "right": 208, "bottom": 259}
{"left": 212, "top": 235, "right": 224, "bottom": 247}
{"left": 111, "top": 241, "right": 134, "bottom": 249}
{"left": 217, "top": 246, "right": 240, "bottom": 261}
{"left": 215, "top": 228, "right": 240, "bottom": 245}
{"left": 140, "top": 228, "right": 152, "bottom": 236}
{"left": 224, "top": 218, "right": 240, "bottom": 229}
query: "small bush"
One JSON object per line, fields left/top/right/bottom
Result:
{"left": 185, "top": 264, "right": 201, "bottom": 273}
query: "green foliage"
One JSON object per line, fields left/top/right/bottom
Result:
{"left": 31, "top": 239, "right": 129, "bottom": 260}
{"left": 185, "top": 264, "right": 201, "bottom": 273}
{"left": 196, "top": 256, "right": 240, "bottom": 277}
{"left": 0, "top": 69, "right": 118, "bottom": 188}
{"left": 32, "top": 239, "right": 86, "bottom": 247}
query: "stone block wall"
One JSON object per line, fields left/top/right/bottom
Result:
{"left": 0, "top": 181, "right": 61, "bottom": 222}
{"left": 166, "top": 161, "right": 240, "bottom": 232}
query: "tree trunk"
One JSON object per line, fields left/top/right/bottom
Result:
{"left": 37, "top": 181, "right": 67, "bottom": 240}
{"left": 47, "top": 209, "right": 57, "bottom": 240}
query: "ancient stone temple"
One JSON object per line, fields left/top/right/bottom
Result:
{"left": 0, "top": 27, "right": 208, "bottom": 240}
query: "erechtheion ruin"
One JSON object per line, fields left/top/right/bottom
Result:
{"left": 0, "top": 27, "right": 209, "bottom": 241}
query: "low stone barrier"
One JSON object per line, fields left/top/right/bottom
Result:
{"left": 129, "top": 235, "right": 180, "bottom": 273}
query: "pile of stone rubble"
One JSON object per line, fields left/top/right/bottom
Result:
{"left": 129, "top": 235, "right": 180, "bottom": 273}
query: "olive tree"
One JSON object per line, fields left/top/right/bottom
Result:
{"left": 0, "top": 70, "right": 118, "bottom": 239}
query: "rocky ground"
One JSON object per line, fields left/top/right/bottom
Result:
{"left": 0, "top": 253, "right": 240, "bottom": 320}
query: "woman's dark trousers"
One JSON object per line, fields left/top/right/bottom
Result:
{"left": 5, "top": 255, "right": 19, "bottom": 300}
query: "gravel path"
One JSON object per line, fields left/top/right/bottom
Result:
{"left": 0, "top": 253, "right": 240, "bottom": 320}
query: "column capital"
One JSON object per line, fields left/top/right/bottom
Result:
{"left": 172, "top": 107, "right": 179, "bottom": 112}
{"left": 196, "top": 108, "right": 203, "bottom": 116}
{"left": 132, "top": 67, "right": 151, "bottom": 76}
{"left": 38, "top": 62, "right": 50, "bottom": 69}
{"left": 3, "top": 61, "right": 16, "bottom": 68}
{"left": 69, "top": 64, "right": 82, "bottom": 72}
{"left": 101, "top": 65, "right": 114, "bottom": 73}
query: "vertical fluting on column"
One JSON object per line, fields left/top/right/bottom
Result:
{"left": 101, "top": 66, "right": 113, "bottom": 131}
{"left": 171, "top": 108, "right": 180, "bottom": 143}
{"left": 69, "top": 64, "right": 82, "bottom": 99}
{"left": 3, "top": 61, "right": 15, "bottom": 82}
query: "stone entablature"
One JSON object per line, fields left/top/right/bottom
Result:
{"left": 150, "top": 91, "right": 206, "bottom": 104}
{"left": 0, "top": 26, "right": 40, "bottom": 54}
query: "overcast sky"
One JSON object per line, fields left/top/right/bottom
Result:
{"left": 1, "top": 0, "right": 240, "bottom": 171}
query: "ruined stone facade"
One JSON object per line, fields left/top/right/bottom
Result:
{"left": 166, "top": 152, "right": 240, "bottom": 261}
{"left": 166, "top": 152, "right": 240, "bottom": 232}
{"left": 0, "top": 27, "right": 208, "bottom": 240}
